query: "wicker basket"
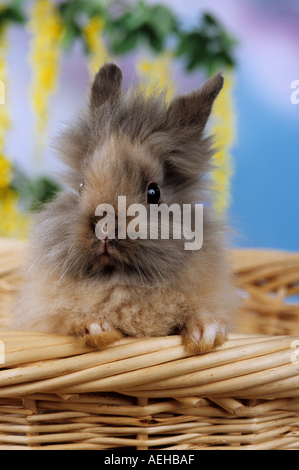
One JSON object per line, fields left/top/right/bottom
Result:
{"left": 0, "top": 239, "right": 299, "bottom": 450}
{"left": 233, "top": 249, "right": 299, "bottom": 336}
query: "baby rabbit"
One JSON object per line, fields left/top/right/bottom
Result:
{"left": 14, "top": 63, "right": 238, "bottom": 354}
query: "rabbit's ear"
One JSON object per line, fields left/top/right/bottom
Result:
{"left": 165, "top": 73, "right": 223, "bottom": 138}
{"left": 89, "top": 63, "right": 123, "bottom": 113}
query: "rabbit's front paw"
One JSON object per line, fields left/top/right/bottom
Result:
{"left": 183, "top": 318, "right": 227, "bottom": 355}
{"left": 70, "top": 318, "right": 123, "bottom": 349}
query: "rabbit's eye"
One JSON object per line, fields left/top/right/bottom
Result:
{"left": 147, "top": 182, "right": 160, "bottom": 204}
{"left": 79, "top": 181, "right": 85, "bottom": 195}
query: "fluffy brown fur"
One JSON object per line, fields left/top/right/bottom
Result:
{"left": 13, "top": 63, "right": 238, "bottom": 354}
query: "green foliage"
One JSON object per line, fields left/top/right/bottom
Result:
{"left": 11, "top": 169, "right": 62, "bottom": 212}
{"left": 58, "top": 0, "right": 105, "bottom": 51}
{"left": 24, "top": 176, "right": 62, "bottom": 212}
{"left": 1, "top": 0, "right": 237, "bottom": 76}
{"left": 106, "top": 1, "right": 178, "bottom": 54}
{"left": 176, "top": 14, "right": 237, "bottom": 74}
{"left": 0, "top": 0, "right": 25, "bottom": 31}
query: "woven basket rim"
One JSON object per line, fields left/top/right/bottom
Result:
{"left": 0, "top": 330, "right": 298, "bottom": 402}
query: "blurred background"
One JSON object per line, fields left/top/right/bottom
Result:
{"left": 0, "top": 0, "right": 299, "bottom": 251}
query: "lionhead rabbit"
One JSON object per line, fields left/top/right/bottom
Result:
{"left": 14, "top": 63, "right": 238, "bottom": 354}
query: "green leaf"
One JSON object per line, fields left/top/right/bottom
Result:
{"left": 138, "top": 24, "right": 163, "bottom": 52}
{"left": 11, "top": 168, "right": 62, "bottom": 213}
{"left": 149, "top": 4, "right": 178, "bottom": 37}
{"left": 147, "top": 31, "right": 164, "bottom": 53}
{"left": 111, "top": 30, "right": 139, "bottom": 55}
{"left": 61, "top": 23, "right": 82, "bottom": 51}
{"left": 0, "top": 3, "right": 26, "bottom": 26}
{"left": 121, "top": 2, "right": 150, "bottom": 31}
{"left": 58, "top": 0, "right": 107, "bottom": 51}
{"left": 203, "top": 13, "right": 218, "bottom": 27}
{"left": 175, "top": 12, "right": 236, "bottom": 75}
{"left": 25, "top": 176, "right": 62, "bottom": 212}
{"left": 105, "top": 1, "right": 178, "bottom": 55}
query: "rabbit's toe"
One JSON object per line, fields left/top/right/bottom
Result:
{"left": 80, "top": 329, "right": 123, "bottom": 349}
{"left": 183, "top": 319, "right": 227, "bottom": 355}
{"left": 70, "top": 319, "right": 123, "bottom": 349}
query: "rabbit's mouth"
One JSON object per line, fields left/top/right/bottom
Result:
{"left": 95, "top": 238, "right": 128, "bottom": 271}
{"left": 98, "top": 238, "right": 114, "bottom": 257}
{"left": 93, "top": 238, "right": 146, "bottom": 277}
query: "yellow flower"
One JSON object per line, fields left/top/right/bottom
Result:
{"left": 0, "top": 154, "right": 12, "bottom": 189}
{"left": 0, "top": 188, "right": 29, "bottom": 239}
{"left": 210, "top": 69, "right": 236, "bottom": 214}
{"left": 83, "top": 16, "right": 109, "bottom": 76}
{"left": 28, "top": 0, "right": 63, "bottom": 146}
{"left": 137, "top": 53, "right": 175, "bottom": 103}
